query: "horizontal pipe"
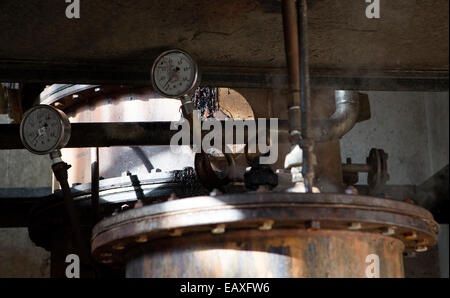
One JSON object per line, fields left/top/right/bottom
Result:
{"left": 0, "top": 60, "right": 448, "bottom": 91}
{"left": 311, "top": 90, "right": 360, "bottom": 142}
{"left": 0, "top": 121, "right": 290, "bottom": 150}
{"left": 342, "top": 163, "right": 372, "bottom": 173}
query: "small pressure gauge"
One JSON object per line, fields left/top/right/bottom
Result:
{"left": 151, "top": 49, "right": 200, "bottom": 98}
{"left": 20, "top": 104, "right": 71, "bottom": 155}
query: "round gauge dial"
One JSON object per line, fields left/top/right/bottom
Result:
{"left": 151, "top": 49, "right": 200, "bottom": 98}
{"left": 20, "top": 105, "right": 71, "bottom": 155}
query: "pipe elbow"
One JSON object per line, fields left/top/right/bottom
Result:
{"left": 311, "top": 90, "right": 360, "bottom": 142}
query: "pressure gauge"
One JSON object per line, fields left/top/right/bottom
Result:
{"left": 20, "top": 104, "right": 71, "bottom": 155}
{"left": 151, "top": 49, "right": 200, "bottom": 98}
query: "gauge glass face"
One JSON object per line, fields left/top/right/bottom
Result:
{"left": 21, "top": 107, "right": 62, "bottom": 153}
{"left": 153, "top": 51, "right": 197, "bottom": 97}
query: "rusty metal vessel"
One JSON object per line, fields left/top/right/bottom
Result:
{"left": 91, "top": 193, "right": 437, "bottom": 278}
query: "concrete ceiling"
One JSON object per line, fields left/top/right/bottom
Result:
{"left": 0, "top": 0, "right": 447, "bottom": 71}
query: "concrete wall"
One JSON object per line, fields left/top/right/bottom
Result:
{"left": 0, "top": 228, "right": 50, "bottom": 278}
{"left": 341, "top": 91, "right": 449, "bottom": 185}
{"left": 424, "top": 93, "right": 450, "bottom": 175}
{"left": 0, "top": 114, "right": 52, "bottom": 278}
{"left": 341, "top": 91, "right": 449, "bottom": 277}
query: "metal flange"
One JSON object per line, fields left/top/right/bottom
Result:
{"left": 91, "top": 192, "right": 439, "bottom": 266}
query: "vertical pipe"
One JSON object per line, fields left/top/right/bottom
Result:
{"left": 91, "top": 147, "right": 100, "bottom": 221}
{"left": 297, "top": 0, "right": 315, "bottom": 192}
{"left": 282, "top": 0, "right": 301, "bottom": 133}
{"left": 50, "top": 151, "right": 89, "bottom": 263}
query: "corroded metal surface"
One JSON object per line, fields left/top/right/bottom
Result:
{"left": 310, "top": 89, "right": 345, "bottom": 192}
{"left": 0, "top": 0, "right": 447, "bottom": 71}
{"left": 125, "top": 229, "right": 405, "bottom": 278}
{"left": 91, "top": 192, "right": 438, "bottom": 277}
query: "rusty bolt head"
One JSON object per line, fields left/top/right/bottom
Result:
{"left": 382, "top": 227, "right": 396, "bottom": 236}
{"left": 121, "top": 204, "right": 130, "bottom": 211}
{"left": 405, "top": 232, "right": 418, "bottom": 240}
{"left": 306, "top": 220, "right": 321, "bottom": 231}
{"left": 415, "top": 246, "right": 428, "bottom": 252}
{"left": 100, "top": 252, "right": 112, "bottom": 258}
{"left": 112, "top": 243, "right": 125, "bottom": 251}
{"left": 348, "top": 222, "right": 362, "bottom": 230}
{"left": 259, "top": 220, "right": 274, "bottom": 231}
{"left": 211, "top": 224, "right": 226, "bottom": 234}
{"left": 135, "top": 235, "right": 148, "bottom": 243}
{"left": 169, "top": 229, "right": 183, "bottom": 237}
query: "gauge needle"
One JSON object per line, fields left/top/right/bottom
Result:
{"left": 163, "top": 73, "right": 175, "bottom": 90}
{"left": 31, "top": 134, "right": 39, "bottom": 142}
{"left": 32, "top": 127, "right": 46, "bottom": 143}
{"left": 32, "top": 134, "right": 42, "bottom": 145}
{"left": 162, "top": 63, "right": 178, "bottom": 90}
{"left": 163, "top": 78, "right": 171, "bottom": 90}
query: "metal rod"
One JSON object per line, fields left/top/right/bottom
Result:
{"left": 91, "top": 147, "right": 100, "bottom": 221}
{"left": 282, "top": 0, "right": 301, "bottom": 133}
{"left": 297, "top": 0, "right": 315, "bottom": 192}
{"left": 342, "top": 163, "right": 372, "bottom": 173}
